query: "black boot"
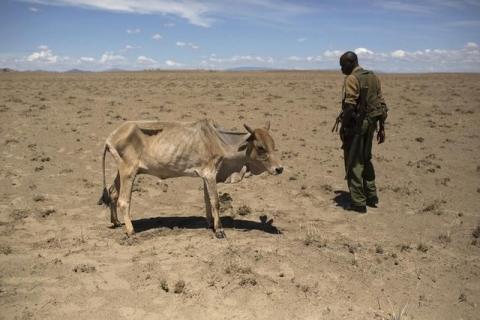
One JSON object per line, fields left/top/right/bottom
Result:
{"left": 347, "top": 204, "right": 367, "bottom": 214}
{"left": 366, "top": 196, "right": 379, "bottom": 208}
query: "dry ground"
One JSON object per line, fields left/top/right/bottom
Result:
{"left": 0, "top": 71, "right": 479, "bottom": 320}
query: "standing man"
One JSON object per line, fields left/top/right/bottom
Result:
{"left": 336, "top": 51, "right": 388, "bottom": 213}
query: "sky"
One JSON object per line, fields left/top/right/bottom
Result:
{"left": 0, "top": 0, "right": 479, "bottom": 72}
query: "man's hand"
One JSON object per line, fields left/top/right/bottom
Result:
{"left": 342, "top": 103, "right": 357, "bottom": 127}
{"left": 377, "top": 126, "right": 385, "bottom": 144}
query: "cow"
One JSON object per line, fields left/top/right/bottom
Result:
{"left": 98, "top": 119, "right": 283, "bottom": 238}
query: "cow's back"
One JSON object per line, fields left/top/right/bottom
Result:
{"left": 134, "top": 119, "right": 225, "bottom": 178}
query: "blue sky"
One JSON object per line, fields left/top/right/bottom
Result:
{"left": 1, "top": 0, "right": 479, "bottom": 72}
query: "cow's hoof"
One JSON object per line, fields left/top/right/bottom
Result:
{"left": 111, "top": 221, "right": 122, "bottom": 228}
{"left": 125, "top": 230, "right": 135, "bottom": 237}
{"left": 215, "top": 230, "right": 226, "bottom": 239}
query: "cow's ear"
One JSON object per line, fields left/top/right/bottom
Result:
{"left": 244, "top": 124, "right": 254, "bottom": 134}
{"left": 238, "top": 133, "right": 253, "bottom": 151}
{"left": 265, "top": 121, "right": 270, "bottom": 131}
{"left": 238, "top": 140, "right": 248, "bottom": 151}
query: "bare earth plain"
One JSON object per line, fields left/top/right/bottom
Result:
{"left": 0, "top": 71, "right": 479, "bottom": 320}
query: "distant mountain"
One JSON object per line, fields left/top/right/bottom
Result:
{"left": 64, "top": 69, "right": 91, "bottom": 73}
{"left": 101, "top": 68, "right": 130, "bottom": 73}
{"left": 225, "top": 66, "right": 279, "bottom": 71}
{"left": 1, "top": 68, "right": 16, "bottom": 72}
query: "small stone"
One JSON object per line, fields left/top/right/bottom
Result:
{"left": 174, "top": 280, "right": 185, "bottom": 294}
{"left": 33, "top": 195, "right": 45, "bottom": 202}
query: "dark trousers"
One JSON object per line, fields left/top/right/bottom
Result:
{"left": 342, "top": 117, "right": 378, "bottom": 206}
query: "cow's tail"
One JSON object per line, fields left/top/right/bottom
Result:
{"left": 97, "top": 144, "right": 111, "bottom": 206}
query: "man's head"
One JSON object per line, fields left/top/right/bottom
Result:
{"left": 340, "top": 51, "right": 358, "bottom": 75}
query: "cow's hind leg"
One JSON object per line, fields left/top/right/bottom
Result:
{"left": 117, "top": 165, "right": 138, "bottom": 236}
{"left": 109, "top": 173, "right": 121, "bottom": 227}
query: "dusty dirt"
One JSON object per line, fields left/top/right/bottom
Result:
{"left": 0, "top": 71, "right": 479, "bottom": 320}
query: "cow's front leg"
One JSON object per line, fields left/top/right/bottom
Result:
{"left": 203, "top": 180, "right": 213, "bottom": 229}
{"left": 203, "top": 177, "right": 225, "bottom": 239}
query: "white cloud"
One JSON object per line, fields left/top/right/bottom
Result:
{"left": 288, "top": 56, "right": 302, "bottom": 61}
{"left": 164, "top": 22, "right": 175, "bottom": 27}
{"left": 29, "top": 7, "right": 39, "bottom": 12}
{"left": 126, "top": 28, "right": 141, "bottom": 34}
{"left": 124, "top": 45, "right": 140, "bottom": 50}
{"left": 80, "top": 57, "right": 95, "bottom": 62}
{"left": 391, "top": 49, "right": 406, "bottom": 58}
{"left": 19, "top": 0, "right": 313, "bottom": 28}
{"left": 137, "top": 56, "right": 157, "bottom": 64}
{"left": 27, "top": 45, "right": 58, "bottom": 63}
{"left": 205, "top": 55, "right": 274, "bottom": 65}
{"left": 165, "top": 60, "right": 184, "bottom": 67}
{"left": 323, "top": 50, "right": 342, "bottom": 59}
{"left": 354, "top": 47, "right": 374, "bottom": 56}
{"left": 297, "top": 38, "right": 307, "bottom": 42}
{"left": 465, "top": 42, "right": 478, "bottom": 49}
{"left": 99, "top": 52, "right": 126, "bottom": 64}
{"left": 376, "top": 1, "right": 430, "bottom": 14}
{"left": 152, "top": 33, "right": 162, "bottom": 40}
{"left": 176, "top": 41, "right": 199, "bottom": 49}
{"left": 23, "top": 0, "right": 214, "bottom": 27}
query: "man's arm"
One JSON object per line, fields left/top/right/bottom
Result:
{"left": 342, "top": 75, "right": 360, "bottom": 126}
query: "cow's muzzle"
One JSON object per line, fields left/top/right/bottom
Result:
{"left": 271, "top": 166, "right": 283, "bottom": 175}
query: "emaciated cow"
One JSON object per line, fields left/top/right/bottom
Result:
{"left": 98, "top": 119, "right": 283, "bottom": 238}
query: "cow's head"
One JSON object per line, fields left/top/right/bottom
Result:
{"left": 239, "top": 121, "right": 283, "bottom": 176}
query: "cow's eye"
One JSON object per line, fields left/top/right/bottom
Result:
{"left": 257, "top": 146, "right": 266, "bottom": 154}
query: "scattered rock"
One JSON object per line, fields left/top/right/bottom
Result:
{"left": 472, "top": 225, "right": 480, "bottom": 239}
{"left": 160, "top": 279, "right": 169, "bottom": 292}
{"left": 174, "top": 280, "right": 185, "bottom": 294}
{"left": 73, "top": 264, "right": 96, "bottom": 273}
{"left": 10, "top": 208, "right": 29, "bottom": 220}
{"left": 33, "top": 195, "right": 46, "bottom": 202}
{"left": 421, "top": 200, "right": 445, "bottom": 215}
{"left": 239, "top": 277, "right": 257, "bottom": 287}
{"left": 219, "top": 192, "right": 233, "bottom": 213}
{"left": 0, "top": 245, "right": 12, "bottom": 255}
{"left": 237, "top": 205, "right": 252, "bottom": 216}
{"left": 320, "top": 184, "right": 333, "bottom": 192}
{"left": 39, "top": 208, "right": 56, "bottom": 218}
{"left": 417, "top": 242, "right": 428, "bottom": 253}
{"left": 438, "top": 233, "right": 451, "bottom": 246}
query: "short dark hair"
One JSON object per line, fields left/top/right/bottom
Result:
{"left": 340, "top": 51, "right": 358, "bottom": 65}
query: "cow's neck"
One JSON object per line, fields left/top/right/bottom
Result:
{"left": 216, "top": 149, "right": 249, "bottom": 183}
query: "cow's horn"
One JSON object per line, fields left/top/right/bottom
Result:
{"left": 265, "top": 121, "right": 270, "bottom": 131}
{"left": 244, "top": 124, "right": 254, "bottom": 134}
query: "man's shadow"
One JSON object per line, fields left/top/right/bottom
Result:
{"left": 131, "top": 213, "right": 281, "bottom": 235}
{"left": 333, "top": 190, "right": 351, "bottom": 209}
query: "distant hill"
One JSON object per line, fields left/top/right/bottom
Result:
{"left": 225, "top": 66, "right": 279, "bottom": 71}
{"left": 1, "top": 68, "right": 16, "bottom": 72}
{"left": 101, "top": 68, "right": 130, "bottom": 73}
{"left": 64, "top": 69, "right": 91, "bottom": 73}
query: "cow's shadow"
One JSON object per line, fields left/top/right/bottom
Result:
{"left": 131, "top": 214, "right": 281, "bottom": 235}
{"left": 333, "top": 190, "right": 351, "bottom": 209}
